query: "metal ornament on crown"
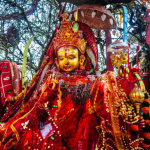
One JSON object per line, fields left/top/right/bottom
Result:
{"left": 53, "top": 13, "right": 86, "bottom": 55}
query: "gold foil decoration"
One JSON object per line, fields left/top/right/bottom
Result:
{"left": 110, "top": 52, "right": 128, "bottom": 69}
{"left": 129, "top": 84, "right": 145, "bottom": 113}
{"left": 53, "top": 13, "right": 86, "bottom": 55}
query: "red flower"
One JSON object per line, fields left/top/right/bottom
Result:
{"left": 142, "top": 107, "right": 149, "bottom": 114}
{"left": 142, "top": 142, "right": 150, "bottom": 148}
{"left": 144, "top": 99, "right": 150, "bottom": 104}
{"left": 144, "top": 132, "right": 150, "bottom": 139}
{"left": 132, "top": 141, "right": 138, "bottom": 148}
{"left": 145, "top": 120, "right": 150, "bottom": 126}
{"left": 130, "top": 124, "right": 139, "bottom": 131}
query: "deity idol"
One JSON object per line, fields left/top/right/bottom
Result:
{"left": 0, "top": 14, "right": 149, "bottom": 150}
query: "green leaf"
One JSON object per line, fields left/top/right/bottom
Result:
{"left": 22, "top": 36, "right": 34, "bottom": 88}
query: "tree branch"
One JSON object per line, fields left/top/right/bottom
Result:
{"left": 37, "top": 29, "right": 56, "bottom": 70}
{"left": 118, "top": 27, "right": 146, "bottom": 44}
{"left": 7, "top": 0, "right": 44, "bottom": 48}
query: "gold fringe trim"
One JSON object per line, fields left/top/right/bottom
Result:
{"left": 9, "top": 76, "right": 52, "bottom": 146}
{"left": 107, "top": 72, "right": 125, "bottom": 149}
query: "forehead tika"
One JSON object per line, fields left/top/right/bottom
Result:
{"left": 58, "top": 48, "right": 78, "bottom": 56}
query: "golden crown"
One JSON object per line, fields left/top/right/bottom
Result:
{"left": 53, "top": 14, "right": 86, "bottom": 55}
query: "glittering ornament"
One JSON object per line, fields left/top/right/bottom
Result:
{"left": 53, "top": 14, "right": 86, "bottom": 55}
{"left": 129, "top": 84, "right": 145, "bottom": 113}
{"left": 73, "top": 22, "right": 79, "bottom": 32}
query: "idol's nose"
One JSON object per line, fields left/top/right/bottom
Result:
{"left": 65, "top": 58, "right": 69, "bottom": 65}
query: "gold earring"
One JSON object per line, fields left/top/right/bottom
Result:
{"left": 79, "top": 55, "right": 85, "bottom": 70}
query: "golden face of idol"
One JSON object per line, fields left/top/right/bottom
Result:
{"left": 56, "top": 46, "right": 80, "bottom": 73}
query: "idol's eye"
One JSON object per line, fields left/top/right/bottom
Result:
{"left": 59, "top": 57, "right": 64, "bottom": 60}
{"left": 72, "top": 46, "right": 77, "bottom": 50}
{"left": 68, "top": 55, "right": 76, "bottom": 59}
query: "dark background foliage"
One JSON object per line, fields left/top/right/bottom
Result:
{"left": 0, "top": 0, "right": 149, "bottom": 79}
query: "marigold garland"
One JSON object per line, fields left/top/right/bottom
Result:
{"left": 131, "top": 141, "right": 138, "bottom": 148}
{"left": 41, "top": 64, "right": 45, "bottom": 68}
{"left": 41, "top": 56, "right": 49, "bottom": 68}
{"left": 144, "top": 99, "right": 150, "bottom": 104}
{"left": 14, "top": 89, "right": 26, "bottom": 101}
{"left": 47, "top": 69, "right": 51, "bottom": 74}
{"left": 142, "top": 142, "right": 150, "bottom": 148}
{"left": 144, "top": 132, "right": 150, "bottom": 139}
{"left": 145, "top": 120, "right": 150, "bottom": 126}
{"left": 49, "top": 46, "right": 54, "bottom": 66}
{"left": 142, "top": 93, "right": 150, "bottom": 148}
{"left": 28, "top": 73, "right": 37, "bottom": 87}
{"left": 43, "top": 74, "right": 49, "bottom": 83}
{"left": 130, "top": 124, "right": 139, "bottom": 131}
{"left": 142, "top": 107, "right": 149, "bottom": 114}
{"left": 7, "top": 97, "right": 13, "bottom": 102}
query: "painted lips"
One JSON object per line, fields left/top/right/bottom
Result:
{"left": 63, "top": 66, "right": 70, "bottom": 70}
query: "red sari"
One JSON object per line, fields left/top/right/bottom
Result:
{"left": 0, "top": 71, "right": 145, "bottom": 150}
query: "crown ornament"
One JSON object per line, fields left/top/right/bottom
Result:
{"left": 53, "top": 13, "right": 86, "bottom": 55}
